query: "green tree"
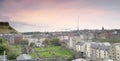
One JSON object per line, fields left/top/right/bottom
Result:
{"left": 20, "top": 39, "right": 29, "bottom": 45}
{"left": 43, "top": 38, "right": 61, "bottom": 46}
{"left": 30, "top": 42, "right": 35, "bottom": 47}
{"left": 7, "top": 49, "right": 19, "bottom": 60}
{"left": 0, "top": 44, "right": 10, "bottom": 55}
{"left": 51, "top": 38, "right": 61, "bottom": 46}
{"left": 0, "top": 37, "right": 10, "bottom": 55}
{"left": 0, "top": 37, "right": 19, "bottom": 60}
{"left": 43, "top": 39, "right": 51, "bottom": 45}
{"left": 0, "top": 37, "right": 3, "bottom": 44}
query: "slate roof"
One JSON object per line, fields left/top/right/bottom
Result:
{"left": 99, "top": 44, "right": 110, "bottom": 51}
{"left": 76, "top": 42, "right": 85, "bottom": 46}
{"left": 90, "top": 43, "right": 99, "bottom": 49}
{"left": 91, "top": 42, "right": 110, "bottom": 51}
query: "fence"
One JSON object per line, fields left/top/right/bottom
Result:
{"left": 6, "top": 59, "right": 38, "bottom": 61}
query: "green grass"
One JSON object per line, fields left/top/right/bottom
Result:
{"left": 33, "top": 46, "right": 73, "bottom": 59}
{"left": 10, "top": 45, "right": 20, "bottom": 55}
{"left": 10, "top": 45, "right": 19, "bottom": 51}
{"left": 30, "top": 51, "right": 37, "bottom": 58}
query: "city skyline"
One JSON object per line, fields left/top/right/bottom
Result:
{"left": 0, "top": 0, "right": 120, "bottom": 32}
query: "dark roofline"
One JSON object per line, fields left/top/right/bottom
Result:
{"left": 0, "top": 22, "right": 9, "bottom": 26}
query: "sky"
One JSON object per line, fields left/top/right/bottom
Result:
{"left": 0, "top": 0, "right": 120, "bottom": 32}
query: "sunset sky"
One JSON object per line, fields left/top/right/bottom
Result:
{"left": 0, "top": 0, "right": 120, "bottom": 32}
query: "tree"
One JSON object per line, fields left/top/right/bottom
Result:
{"left": 7, "top": 49, "right": 19, "bottom": 60}
{"left": 51, "top": 38, "right": 61, "bottom": 46}
{"left": 0, "top": 44, "right": 10, "bottom": 55}
{"left": 0, "top": 37, "right": 3, "bottom": 44}
{"left": 20, "top": 39, "right": 29, "bottom": 45}
{"left": 30, "top": 42, "right": 35, "bottom": 47}
{"left": 43, "top": 38, "right": 61, "bottom": 46}
{"left": 43, "top": 39, "right": 51, "bottom": 46}
{"left": 0, "top": 37, "right": 10, "bottom": 55}
{"left": 0, "top": 37, "right": 20, "bottom": 59}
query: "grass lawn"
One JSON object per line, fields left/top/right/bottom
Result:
{"left": 34, "top": 46, "right": 73, "bottom": 59}
{"left": 10, "top": 45, "right": 19, "bottom": 51}
{"left": 30, "top": 51, "right": 37, "bottom": 58}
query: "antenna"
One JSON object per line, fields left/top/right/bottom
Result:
{"left": 77, "top": 16, "right": 79, "bottom": 31}
{"left": 76, "top": 16, "right": 81, "bottom": 36}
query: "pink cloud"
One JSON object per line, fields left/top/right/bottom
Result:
{"left": 1, "top": 0, "right": 120, "bottom": 31}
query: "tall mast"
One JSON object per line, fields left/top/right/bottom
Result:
{"left": 77, "top": 16, "right": 79, "bottom": 31}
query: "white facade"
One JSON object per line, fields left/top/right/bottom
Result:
{"left": 110, "top": 43, "right": 120, "bottom": 61}
{"left": 17, "top": 54, "right": 31, "bottom": 60}
{"left": 72, "top": 58, "right": 86, "bottom": 61}
{"left": 27, "top": 38, "right": 46, "bottom": 47}
{"left": 76, "top": 44, "right": 85, "bottom": 52}
{"left": 85, "top": 42, "right": 91, "bottom": 57}
{"left": 115, "top": 45, "right": 120, "bottom": 61}
{"left": 97, "top": 50, "right": 109, "bottom": 61}
{"left": 75, "top": 42, "right": 92, "bottom": 57}
{"left": 35, "top": 38, "right": 45, "bottom": 47}
{"left": 91, "top": 42, "right": 111, "bottom": 61}
{"left": 103, "top": 59, "right": 113, "bottom": 61}
{"left": 67, "top": 36, "right": 83, "bottom": 49}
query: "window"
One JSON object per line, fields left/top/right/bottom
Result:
{"left": 118, "top": 57, "right": 119, "bottom": 58}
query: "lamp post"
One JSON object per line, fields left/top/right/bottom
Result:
{"left": 3, "top": 50, "right": 6, "bottom": 61}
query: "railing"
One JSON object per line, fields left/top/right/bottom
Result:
{"left": 6, "top": 59, "right": 38, "bottom": 61}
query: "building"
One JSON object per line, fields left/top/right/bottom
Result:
{"left": 109, "top": 43, "right": 120, "bottom": 61}
{"left": 0, "top": 22, "right": 22, "bottom": 44}
{"left": 27, "top": 38, "right": 46, "bottom": 47}
{"left": 17, "top": 54, "right": 31, "bottom": 60}
{"left": 91, "top": 42, "right": 111, "bottom": 61}
{"left": 0, "top": 22, "right": 17, "bottom": 34}
{"left": 75, "top": 42, "right": 92, "bottom": 58}
{"left": 76, "top": 42, "right": 85, "bottom": 52}
{"left": 81, "top": 30, "right": 94, "bottom": 41}
{"left": 103, "top": 59, "right": 113, "bottom": 61}
{"left": 72, "top": 58, "right": 86, "bottom": 61}
{"left": 97, "top": 44, "right": 110, "bottom": 61}
{"left": 35, "top": 38, "right": 45, "bottom": 47}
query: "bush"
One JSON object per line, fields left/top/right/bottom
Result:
{"left": 51, "top": 38, "right": 61, "bottom": 46}
{"left": 30, "top": 42, "right": 35, "bottom": 47}
{"left": 43, "top": 38, "right": 61, "bottom": 46}
{"left": 7, "top": 50, "right": 19, "bottom": 60}
{"left": 20, "top": 39, "right": 29, "bottom": 45}
{"left": 0, "top": 37, "right": 3, "bottom": 44}
{"left": 0, "top": 44, "right": 10, "bottom": 55}
{"left": 0, "top": 37, "right": 19, "bottom": 60}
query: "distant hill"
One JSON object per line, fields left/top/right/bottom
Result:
{"left": 22, "top": 32, "right": 41, "bottom": 35}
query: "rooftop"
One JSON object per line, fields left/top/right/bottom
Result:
{"left": 0, "top": 22, "right": 18, "bottom": 34}
{"left": 76, "top": 42, "right": 85, "bottom": 46}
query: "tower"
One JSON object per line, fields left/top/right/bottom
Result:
{"left": 77, "top": 16, "right": 79, "bottom": 31}
{"left": 102, "top": 26, "right": 104, "bottom": 31}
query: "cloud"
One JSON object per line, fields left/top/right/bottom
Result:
{"left": 0, "top": 15, "right": 49, "bottom": 31}
{"left": 0, "top": 0, "right": 120, "bottom": 31}
{"left": 1, "top": 0, "right": 119, "bottom": 15}
{"left": 85, "top": 0, "right": 120, "bottom": 13}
